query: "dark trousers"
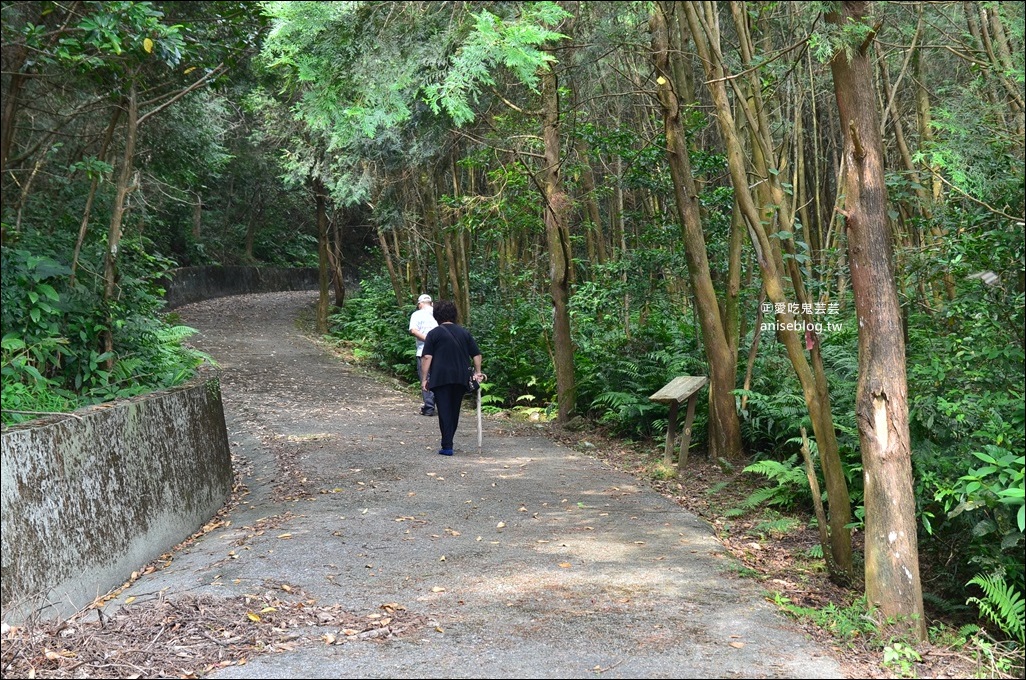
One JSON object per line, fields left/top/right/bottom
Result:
{"left": 433, "top": 384, "right": 465, "bottom": 450}
{"left": 416, "top": 356, "right": 435, "bottom": 410}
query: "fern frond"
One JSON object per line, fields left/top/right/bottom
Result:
{"left": 740, "top": 486, "right": 782, "bottom": 509}
{"left": 754, "top": 518, "right": 801, "bottom": 535}
{"left": 967, "top": 572, "right": 1026, "bottom": 644}
{"left": 155, "top": 325, "right": 199, "bottom": 343}
{"left": 743, "top": 455, "right": 801, "bottom": 482}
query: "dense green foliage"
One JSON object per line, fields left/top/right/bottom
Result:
{"left": 0, "top": 242, "right": 210, "bottom": 424}
{"left": 0, "top": 2, "right": 324, "bottom": 423}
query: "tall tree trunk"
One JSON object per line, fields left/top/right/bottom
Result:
{"left": 541, "top": 67, "right": 576, "bottom": 422}
{"left": 685, "top": 0, "right": 853, "bottom": 576}
{"left": 577, "top": 140, "right": 607, "bottom": 266}
{"left": 101, "top": 82, "right": 139, "bottom": 366}
{"left": 378, "top": 226, "right": 404, "bottom": 306}
{"left": 192, "top": 191, "right": 203, "bottom": 240}
{"left": 71, "top": 105, "right": 122, "bottom": 285}
{"left": 328, "top": 211, "right": 346, "bottom": 307}
{"left": 447, "top": 161, "right": 470, "bottom": 322}
{"left": 460, "top": 229, "right": 472, "bottom": 323}
{"left": 425, "top": 177, "right": 448, "bottom": 300}
{"left": 829, "top": 0, "right": 926, "bottom": 640}
{"left": 442, "top": 227, "right": 463, "bottom": 318}
{"left": 0, "top": 18, "right": 37, "bottom": 219}
{"left": 978, "top": 4, "right": 1026, "bottom": 138}
{"left": 611, "top": 155, "right": 625, "bottom": 262}
{"left": 244, "top": 195, "right": 260, "bottom": 261}
{"left": 313, "top": 177, "right": 330, "bottom": 334}
{"left": 725, "top": 204, "right": 745, "bottom": 363}
{"left": 652, "top": 3, "right": 743, "bottom": 461}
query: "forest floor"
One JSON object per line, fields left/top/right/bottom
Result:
{"left": 542, "top": 424, "right": 1005, "bottom": 680}
{"left": 0, "top": 291, "right": 1006, "bottom": 680}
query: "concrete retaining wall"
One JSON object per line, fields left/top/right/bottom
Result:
{"left": 162, "top": 265, "right": 319, "bottom": 309}
{"left": 0, "top": 369, "right": 232, "bottom": 621}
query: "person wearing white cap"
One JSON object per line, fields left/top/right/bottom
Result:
{"left": 409, "top": 294, "right": 438, "bottom": 415}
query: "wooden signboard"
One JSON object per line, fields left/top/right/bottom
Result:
{"left": 649, "top": 376, "right": 708, "bottom": 469}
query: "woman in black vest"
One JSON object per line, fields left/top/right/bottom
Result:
{"left": 419, "top": 300, "right": 484, "bottom": 456}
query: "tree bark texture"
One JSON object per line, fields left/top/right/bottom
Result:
{"left": 378, "top": 222, "right": 404, "bottom": 307}
{"left": 71, "top": 105, "right": 122, "bottom": 285}
{"left": 101, "top": 82, "right": 139, "bottom": 366}
{"left": 541, "top": 68, "right": 577, "bottom": 421}
{"left": 652, "top": 4, "right": 743, "bottom": 461}
{"left": 684, "top": 0, "right": 853, "bottom": 576}
{"left": 313, "top": 177, "right": 331, "bottom": 334}
{"left": 829, "top": 0, "right": 926, "bottom": 640}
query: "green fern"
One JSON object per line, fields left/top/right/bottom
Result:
{"left": 155, "top": 324, "right": 200, "bottom": 344}
{"left": 753, "top": 517, "right": 802, "bottom": 537}
{"left": 739, "top": 485, "right": 786, "bottom": 509}
{"left": 735, "top": 455, "right": 810, "bottom": 512}
{"left": 706, "top": 481, "right": 731, "bottom": 496}
{"left": 736, "top": 388, "right": 810, "bottom": 449}
{"left": 967, "top": 572, "right": 1026, "bottom": 644}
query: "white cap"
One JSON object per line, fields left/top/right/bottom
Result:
{"left": 418, "top": 294, "right": 432, "bottom": 304}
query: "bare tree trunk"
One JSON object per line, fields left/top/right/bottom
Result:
{"left": 102, "top": 82, "right": 139, "bottom": 366}
{"left": 71, "top": 105, "right": 122, "bottom": 285}
{"left": 612, "top": 155, "right": 625, "bottom": 262}
{"left": 418, "top": 171, "right": 446, "bottom": 300}
{"left": 447, "top": 161, "right": 470, "bottom": 322}
{"left": 829, "top": 0, "right": 926, "bottom": 640}
{"left": 978, "top": 4, "right": 1026, "bottom": 137}
{"left": 0, "top": 53, "right": 32, "bottom": 214}
{"left": 378, "top": 226, "right": 404, "bottom": 306}
{"left": 686, "top": 0, "right": 852, "bottom": 576}
{"left": 577, "top": 140, "right": 607, "bottom": 266}
{"left": 328, "top": 211, "right": 346, "bottom": 307}
{"left": 442, "top": 227, "right": 463, "bottom": 317}
{"left": 541, "top": 67, "right": 576, "bottom": 421}
{"left": 725, "top": 204, "right": 744, "bottom": 363}
{"left": 192, "top": 191, "right": 203, "bottom": 240}
{"left": 460, "top": 229, "right": 471, "bottom": 322}
{"left": 652, "top": 3, "right": 743, "bottom": 461}
{"left": 244, "top": 195, "right": 262, "bottom": 261}
{"left": 313, "top": 177, "right": 330, "bottom": 334}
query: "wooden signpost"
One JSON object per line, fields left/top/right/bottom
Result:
{"left": 649, "top": 375, "right": 708, "bottom": 470}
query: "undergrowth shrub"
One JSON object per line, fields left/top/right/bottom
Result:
{"left": 1, "top": 238, "right": 209, "bottom": 426}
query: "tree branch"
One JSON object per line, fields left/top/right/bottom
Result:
{"left": 137, "top": 64, "right": 226, "bottom": 127}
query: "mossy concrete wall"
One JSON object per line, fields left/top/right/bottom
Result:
{"left": 162, "top": 265, "right": 319, "bottom": 309}
{"left": 0, "top": 370, "right": 232, "bottom": 621}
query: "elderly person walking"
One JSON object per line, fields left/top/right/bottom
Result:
{"left": 419, "top": 300, "right": 484, "bottom": 456}
{"left": 409, "top": 294, "right": 438, "bottom": 416}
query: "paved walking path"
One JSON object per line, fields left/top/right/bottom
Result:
{"left": 115, "top": 291, "right": 844, "bottom": 679}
